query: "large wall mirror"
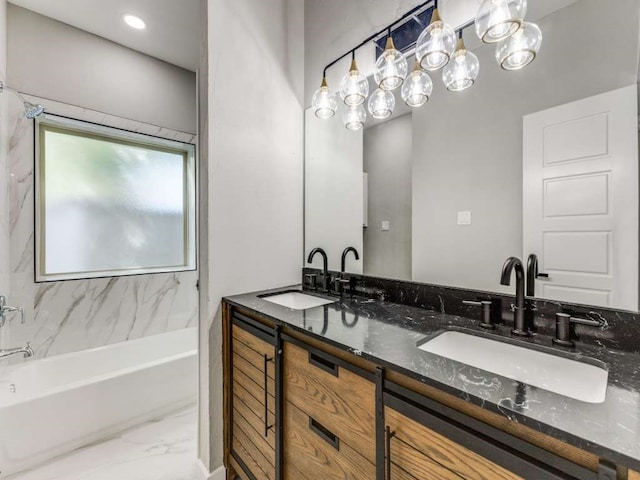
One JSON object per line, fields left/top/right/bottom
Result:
{"left": 305, "top": 0, "right": 640, "bottom": 311}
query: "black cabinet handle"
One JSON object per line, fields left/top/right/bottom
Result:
{"left": 263, "top": 354, "right": 274, "bottom": 437}
{"left": 308, "top": 351, "right": 339, "bottom": 377}
{"left": 308, "top": 417, "right": 340, "bottom": 451}
{"left": 385, "top": 426, "right": 396, "bottom": 480}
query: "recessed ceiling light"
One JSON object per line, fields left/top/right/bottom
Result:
{"left": 124, "top": 14, "right": 146, "bottom": 30}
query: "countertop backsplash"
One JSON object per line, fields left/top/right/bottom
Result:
{"left": 302, "top": 267, "right": 640, "bottom": 354}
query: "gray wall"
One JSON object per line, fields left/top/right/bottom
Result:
{"left": 203, "top": 0, "right": 304, "bottom": 472}
{"left": 7, "top": 5, "right": 197, "bottom": 133}
{"left": 364, "top": 114, "right": 412, "bottom": 279}
{"left": 412, "top": 0, "right": 640, "bottom": 293}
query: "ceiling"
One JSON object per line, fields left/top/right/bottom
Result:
{"left": 8, "top": 0, "right": 201, "bottom": 71}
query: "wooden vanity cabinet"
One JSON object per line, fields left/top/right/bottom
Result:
{"left": 223, "top": 304, "right": 634, "bottom": 480}
{"left": 226, "top": 309, "right": 282, "bottom": 480}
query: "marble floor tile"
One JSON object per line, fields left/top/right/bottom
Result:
{"left": 7, "top": 404, "right": 199, "bottom": 480}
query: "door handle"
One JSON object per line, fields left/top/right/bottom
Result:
{"left": 385, "top": 426, "right": 396, "bottom": 480}
{"left": 263, "top": 354, "right": 274, "bottom": 437}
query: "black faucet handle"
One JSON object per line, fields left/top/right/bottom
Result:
{"left": 304, "top": 273, "right": 318, "bottom": 290}
{"left": 462, "top": 300, "right": 496, "bottom": 330}
{"left": 552, "top": 313, "right": 602, "bottom": 347}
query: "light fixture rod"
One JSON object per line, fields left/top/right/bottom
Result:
{"left": 322, "top": 0, "right": 436, "bottom": 77}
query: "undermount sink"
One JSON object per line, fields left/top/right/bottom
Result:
{"left": 418, "top": 330, "right": 608, "bottom": 404}
{"left": 259, "top": 291, "right": 336, "bottom": 310}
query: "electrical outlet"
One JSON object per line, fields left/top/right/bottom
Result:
{"left": 381, "top": 221, "right": 390, "bottom": 231}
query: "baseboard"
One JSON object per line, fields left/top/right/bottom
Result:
{"left": 198, "top": 459, "right": 226, "bottom": 480}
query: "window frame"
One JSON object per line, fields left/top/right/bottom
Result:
{"left": 34, "top": 113, "right": 197, "bottom": 282}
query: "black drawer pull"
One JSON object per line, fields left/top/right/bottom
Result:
{"left": 309, "top": 417, "right": 340, "bottom": 451}
{"left": 263, "top": 354, "right": 274, "bottom": 437}
{"left": 308, "top": 351, "right": 339, "bottom": 377}
{"left": 385, "top": 426, "right": 396, "bottom": 480}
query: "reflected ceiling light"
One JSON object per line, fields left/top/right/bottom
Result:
{"left": 401, "top": 61, "right": 433, "bottom": 107}
{"left": 442, "top": 31, "right": 479, "bottom": 92}
{"left": 475, "top": 0, "right": 527, "bottom": 43}
{"left": 311, "top": 77, "right": 338, "bottom": 119}
{"left": 0, "top": 81, "right": 45, "bottom": 119}
{"left": 496, "top": 22, "right": 542, "bottom": 70}
{"left": 415, "top": 3, "right": 457, "bottom": 71}
{"left": 343, "top": 104, "right": 367, "bottom": 131}
{"left": 124, "top": 14, "right": 146, "bottom": 30}
{"left": 368, "top": 88, "right": 396, "bottom": 120}
{"left": 339, "top": 57, "right": 369, "bottom": 106}
{"left": 374, "top": 35, "right": 408, "bottom": 90}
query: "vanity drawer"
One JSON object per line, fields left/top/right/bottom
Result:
{"left": 283, "top": 341, "right": 376, "bottom": 464}
{"left": 284, "top": 401, "right": 375, "bottom": 480}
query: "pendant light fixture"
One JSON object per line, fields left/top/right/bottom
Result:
{"left": 415, "top": 1, "right": 457, "bottom": 71}
{"left": 339, "top": 55, "right": 369, "bottom": 106}
{"left": 311, "top": 77, "right": 338, "bottom": 119}
{"left": 496, "top": 22, "right": 542, "bottom": 70}
{"left": 368, "top": 88, "right": 396, "bottom": 120}
{"left": 442, "top": 31, "right": 479, "bottom": 92}
{"left": 475, "top": 0, "right": 527, "bottom": 44}
{"left": 401, "top": 61, "right": 433, "bottom": 107}
{"left": 310, "top": 0, "right": 542, "bottom": 129}
{"left": 374, "top": 32, "right": 408, "bottom": 90}
{"left": 343, "top": 104, "right": 367, "bottom": 131}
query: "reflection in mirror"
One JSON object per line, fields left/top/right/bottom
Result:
{"left": 305, "top": 0, "right": 640, "bottom": 311}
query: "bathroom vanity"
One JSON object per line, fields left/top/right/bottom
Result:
{"left": 221, "top": 285, "right": 640, "bottom": 480}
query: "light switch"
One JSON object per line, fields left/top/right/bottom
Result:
{"left": 381, "top": 221, "right": 390, "bottom": 231}
{"left": 457, "top": 211, "right": 472, "bottom": 226}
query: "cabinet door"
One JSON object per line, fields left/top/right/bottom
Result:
{"left": 383, "top": 391, "right": 583, "bottom": 480}
{"left": 230, "top": 314, "right": 279, "bottom": 480}
{"left": 385, "top": 407, "right": 521, "bottom": 480}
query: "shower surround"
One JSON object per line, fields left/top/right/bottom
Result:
{"left": 2, "top": 95, "right": 198, "bottom": 359}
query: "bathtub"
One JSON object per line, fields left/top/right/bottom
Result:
{"left": 0, "top": 327, "right": 197, "bottom": 478}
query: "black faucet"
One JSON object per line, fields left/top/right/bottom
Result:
{"left": 307, "top": 247, "right": 330, "bottom": 292}
{"left": 341, "top": 247, "right": 360, "bottom": 273}
{"left": 526, "top": 253, "right": 549, "bottom": 297}
{"left": 500, "top": 256, "right": 530, "bottom": 336}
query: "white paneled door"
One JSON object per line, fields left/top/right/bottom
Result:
{"left": 523, "top": 85, "right": 638, "bottom": 310}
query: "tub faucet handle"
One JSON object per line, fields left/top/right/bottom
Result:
{"left": 0, "top": 296, "right": 25, "bottom": 327}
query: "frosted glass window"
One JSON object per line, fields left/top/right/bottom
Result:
{"left": 35, "top": 114, "right": 196, "bottom": 281}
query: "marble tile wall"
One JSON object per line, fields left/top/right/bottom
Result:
{"left": 1, "top": 95, "right": 198, "bottom": 359}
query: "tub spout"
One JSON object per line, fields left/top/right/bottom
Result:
{"left": 0, "top": 342, "right": 33, "bottom": 359}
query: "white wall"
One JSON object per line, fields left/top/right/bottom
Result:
{"left": 364, "top": 114, "right": 412, "bottom": 279}
{"left": 201, "top": 0, "right": 304, "bottom": 471}
{"left": 305, "top": 109, "right": 363, "bottom": 273}
{"left": 412, "top": 0, "right": 640, "bottom": 293}
{"left": 7, "top": 5, "right": 196, "bottom": 134}
{"left": 0, "top": 0, "right": 8, "bottom": 302}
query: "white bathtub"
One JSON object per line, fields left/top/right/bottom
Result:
{"left": 0, "top": 327, "right": 198, "bottom": 478}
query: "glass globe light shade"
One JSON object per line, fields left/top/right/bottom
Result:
{"left": 343, "top": 104, "right": 367, "bottom": 131}
{"left": 496, "top": 22, "right": 542, "bottom": 70}
{"left": 339, "top": 59, "right": 369, "bottom": 106}
{"left": 442, "top": 38, "right": 480, "bottom": 92}
{"left": 415, "top": 9, "right": 457, "bottom": 71}
{"left": 311, "top": 77, "right": 338, "bottom": 119}
{"left": 374, "top": 37, "right": 408, "bottom": 91}
{"left": 401, "top": 62, "right": 433, "bottom": 107}
{"left": 475, "top": 0, "right": 527, "bottom": 43}
{"left": 368, "top": 88, "right": 396, "bottom": 120}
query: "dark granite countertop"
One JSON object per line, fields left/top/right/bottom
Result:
{"left": 224, "top": 286, "right": 640, "bottom": 472}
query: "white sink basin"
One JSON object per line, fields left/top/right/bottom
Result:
{"left": 418, "top": 331, "right": 608, "bottom": 403}
{"left": 260, "top": 291, "right": 336, "bottom": 310}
